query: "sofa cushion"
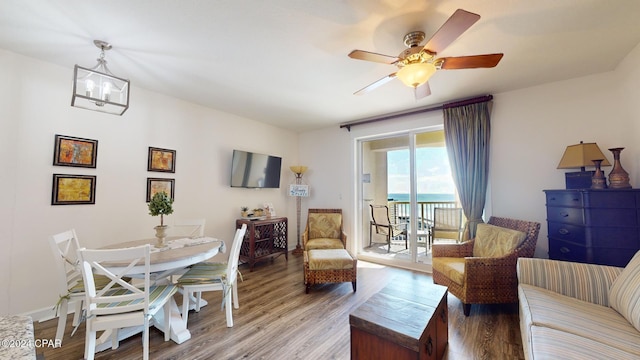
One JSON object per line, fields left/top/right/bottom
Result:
{"left": 529, "top": 325, "right": 639, "bottom": 360}
{"left": 519, "top": 283, "right": 640, "bottom": 356}
{"left": 609, "top": 249, "right": 640, "bottom": 332}
{"left": 432, "top": 257, "right": 465, "bottom": 286}
{"left": 473, "top": 223, "right": 525, "bottom": 257}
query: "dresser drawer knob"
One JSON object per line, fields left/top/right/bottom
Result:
{"left": 558, "top": 228, "right": 570, "bottom": 235}
{"left": 560, "top": 247, "right": 570, "bottom": 254}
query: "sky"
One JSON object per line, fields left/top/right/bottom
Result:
{"left": 387, "top": 147, "right": 455, "bottom": 195}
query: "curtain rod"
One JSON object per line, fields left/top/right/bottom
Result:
{"left": 339, "top": 94, "right": 493, "bottom": 131}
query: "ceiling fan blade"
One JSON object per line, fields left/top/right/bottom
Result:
{"left": 354, "top": 73, "right": 397, "bottom": 95}
{"left": 439, "top": 53, "right": 504, "bottom": 69}
{"left": 414, "top": 82, "right": 431, "bottom": 100}
{"left": 348, "top": 50, "right": 399, "bottom": 64}
{"left": 423, "top": 9, "right": 480, "bottom": 54}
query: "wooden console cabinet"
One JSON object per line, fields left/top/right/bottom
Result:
{"left": 544, "top": 189, "right": 640, "bottom": 267}
{"left": 236, "top": 217, "right": 288, "bottom": 271}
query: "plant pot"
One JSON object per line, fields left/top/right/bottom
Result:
{"left": 154, "top": 225, "right": 169, "bottom": 247}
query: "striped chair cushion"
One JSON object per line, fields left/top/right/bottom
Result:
{"left": 177, "top": 262, "right": 227, "bottom": 285}
{"left": 69, "top": 274, "right": 124, "bottom": 293}
{"left": 520, "top": 283, "right": 640, "bottom": 356}
{"left": 96, "top": 285, "right": 178, "bottom": 313}
{"left": 609, "top": 250, "right": 640, "bottom": 332}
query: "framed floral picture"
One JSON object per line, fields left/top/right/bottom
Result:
{"left": 51, "top": 174, "right": 97, "bottom": 205}
{"left": 148, "top": 147, "right": 176, "bottom": 173}
{"left": 146, "top": 178, "right": 175, "bottom": 202}
{"left": 53, "top": 134, "right": 98, "bottom": 168}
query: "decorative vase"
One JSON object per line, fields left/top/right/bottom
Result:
{"left": 608, "top": 148, "right": 632, "bottom": 189}
{"left": 154, "top": 225, "right": 168, "bottom": 247}
{"left": 591, "top": 159, "right": 607, "bottom": 189}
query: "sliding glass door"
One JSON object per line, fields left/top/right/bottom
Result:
{"left": 359, "top": 130, "right": 456, "bottom": 267}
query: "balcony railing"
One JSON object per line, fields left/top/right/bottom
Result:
{"left": 388, "top": 201, "right": 458, "bottom": 230}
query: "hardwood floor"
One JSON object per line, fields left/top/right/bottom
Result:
{"left": 34, "top": 254, "right": 524, "bottom": 359}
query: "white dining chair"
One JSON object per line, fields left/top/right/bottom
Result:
{"left": 177, "top": 224, "right": 247, "bottom": 327}
{"left": 172, "top": 218, "right": 206, "bottom": 238}
{"left": 77, "top": 244, "right": 178, "bottom": 360}
{"left": 48, "top": 229, "right": 85, "bottom": 346}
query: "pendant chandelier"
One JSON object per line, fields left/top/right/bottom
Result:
{"left": 71, "top": 40, "right": 130, "bottom": 115}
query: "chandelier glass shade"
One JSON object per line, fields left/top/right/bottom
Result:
{"left": 71, "top": 40, "right": 130, "bottom": 116}
{"left": 396, "top": 62, "right": 436, "bottom": 88}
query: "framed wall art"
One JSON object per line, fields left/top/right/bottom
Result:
{"left": 148, "top": 147, "right": 176, "bottom": 173}
{"left": 51, "top": 174, "right": 97, "bottom": 205}
{"left": 146, "top": 177, "right": 175, "bottom": 202}
{"left": 53, "top": 134, "right": 98, "bottom": 168}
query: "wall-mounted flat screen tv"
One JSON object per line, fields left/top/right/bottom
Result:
{"left": 230, "top": 149, "right": 282, "bottom": 188}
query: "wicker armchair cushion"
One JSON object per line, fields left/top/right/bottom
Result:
{"left": 307, "top": 249, "right": 354, "bottom": 270}
{"left": 308, "top": 213, "right": 342, "bottom": 239}
{"left": 473, "top": 223, "right": 525, "bottom": 257}
{"left": 609, "top": 250, "right": 640, "bottom": 331}
{"left": 431, "top": 257, "right": 465, "bottom": 286}
{"left": 305, "top": 238, "right": 344, "bottom": 250}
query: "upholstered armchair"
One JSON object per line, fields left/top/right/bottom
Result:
{"left": 302, "top": 208, "right": 347, "bottom": 250}
{"left": 432, "top": 216, "right": 540, "bottom": 316}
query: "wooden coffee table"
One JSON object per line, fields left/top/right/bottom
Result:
{"left": 350, "top": 279, "right": 448, "bottom": 360}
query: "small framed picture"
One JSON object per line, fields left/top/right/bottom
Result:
{"left": 148, "top": 147, "right": 176, "bottom": 173}
{"left": 146, "top": 178, "right": 175, "bottom": 202}
{"left": 51, "top": 174, "right": 97, "bottom": 205}
{"left": 53, "top": 134, "right": 98, "bottom": 168}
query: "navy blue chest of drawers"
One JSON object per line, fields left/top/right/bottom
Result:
{"left": 544, "top": 189, "right": 640, "bottom": 267}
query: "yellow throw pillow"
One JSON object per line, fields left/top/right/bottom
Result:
{"left": 609, "top": 250, "right": 640, "bottom": 332}
{"left": 473, "top": 223, "right": 526, "bottom": 257}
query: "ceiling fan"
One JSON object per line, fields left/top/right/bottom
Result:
{"left": 348, "top": 9, "right": 503, "bottom": 99}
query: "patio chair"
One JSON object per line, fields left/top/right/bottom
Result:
{"left": 428, "top": 207, "right": 463, "bottom": 247}
{"left": 369, "top": 204, "right": 407, "bottom": 252}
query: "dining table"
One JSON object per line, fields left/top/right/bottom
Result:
{"left": 95, "top": 236, "right": 224, "bottom": 351}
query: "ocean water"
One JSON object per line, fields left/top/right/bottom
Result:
{"left": 387, "top": 193, "right": 455, "bottom": 202}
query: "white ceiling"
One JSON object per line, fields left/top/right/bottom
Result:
{"left": 1, "top": 1, "right": 640, "bottom": 132}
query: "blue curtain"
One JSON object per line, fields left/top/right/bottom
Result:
{"left": 443, "top": 101, "right": 491, "bottom": 239}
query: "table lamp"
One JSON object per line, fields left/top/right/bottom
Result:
{"left": 557, "top": 141, "right": 610, "bottom": 189}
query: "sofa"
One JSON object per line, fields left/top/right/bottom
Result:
{"left": 517, "top": 253, "right": 640, "bottom": 359}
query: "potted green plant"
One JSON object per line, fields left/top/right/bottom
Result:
{"left": 148, "top": 191, "right": 174, "bottom": 247}
{"left": 241, "top": 206, "right": 249, "bottom": 217}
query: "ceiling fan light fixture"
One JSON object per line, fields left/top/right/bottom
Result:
{"left": 396, "top": 62, "right": 436, "bottom": 88}
{"left": 71, "top": 40, "right": 130, "bottom": 116}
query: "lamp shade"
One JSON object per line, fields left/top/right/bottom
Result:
{"left": 557, "top": 142, "right": 611, "bottom": 169}
{"left": 289, "top": 166, "right": 308, "bottom": 175}
{"left": 396, "top": 62, "right": 436, "bottom": 88}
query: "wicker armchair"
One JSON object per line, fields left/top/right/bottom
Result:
{"left": 432, "top": 216, "right": 540, "bottom": 316}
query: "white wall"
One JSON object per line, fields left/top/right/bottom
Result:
{"left": 299, "top": 41, "right": 640, "bottom": 259}
{"left": 0, "top": 49, "right": 299, "bottom": 315}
